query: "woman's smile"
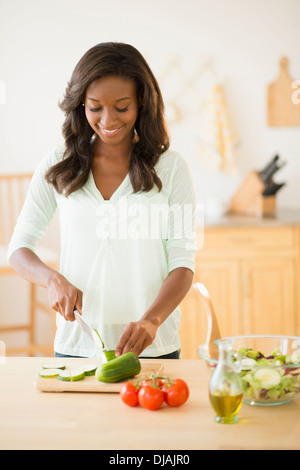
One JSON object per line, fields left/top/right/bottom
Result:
{"left": 98, "top": 125, "right": 124, "bottom": 136}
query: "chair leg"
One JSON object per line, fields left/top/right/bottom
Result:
{"left": 28, "top": 282, "right": 56, "bottom": 357}
{"left": 29, "top": 283, "right": 36, "bottom": 357}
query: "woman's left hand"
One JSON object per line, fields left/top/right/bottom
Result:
{"left": 115, "top": 319, "right": 159, "bottom": 357}
{"left": 114, "top": 268, "right": 194, "bottom": 357}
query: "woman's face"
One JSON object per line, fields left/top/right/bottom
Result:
{"left": 84, "top": 75, "right": 139, "bottom": 149}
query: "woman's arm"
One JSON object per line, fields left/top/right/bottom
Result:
{"left": 9, "top": 248, "right": 82, "bottom": 321}
{"left": 6, "top": 151, "right": 81, "bottom": 319}
{"left": 115, "top": 267, "right": 194, "bottom": 357}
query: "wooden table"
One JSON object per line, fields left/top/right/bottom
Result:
{"left": 0, "top": 357, "right": 299, "bottom": 450}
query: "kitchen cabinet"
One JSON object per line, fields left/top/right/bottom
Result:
{"left": 179, "top": 211, "right": 300, "bottom": 359}
{"left": 241, "top": 256, "right": 295, "bottom": 334}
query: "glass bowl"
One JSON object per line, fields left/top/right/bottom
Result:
{"left": 198, "top": 335, "right": 300, "bottom": 406}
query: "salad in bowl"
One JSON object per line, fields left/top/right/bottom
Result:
{"left": 198, "top": 335, "right": 300, "bottom": 406}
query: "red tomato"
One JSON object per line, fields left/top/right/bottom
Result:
{"left": 162, "top": 379, "right": 189, "bottom": 407}
{"left": 138, "top": 385, "right": 164, "bottom": 410}
{"left": 140, "top": 377, "right": 167, "bottom": 388}
{"left": 119, "top": 382, "right": 139, "bottom": 407}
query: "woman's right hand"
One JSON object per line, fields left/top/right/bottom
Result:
{"left": 9, "top": 248, "right": 82, "bottom": 322}
{"left": 47, "top": 272, "right": 83, "bottom": 321}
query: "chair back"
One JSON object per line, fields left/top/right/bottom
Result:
{"left": 193, "top": 282, "right": 222, "bottom": 360}
{"left": 0, "top": 174, "right": 32, "bottom": 245}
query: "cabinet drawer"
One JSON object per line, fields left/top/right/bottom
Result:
{"left": 201, "top": 227, "right": 295, "bottom": 250}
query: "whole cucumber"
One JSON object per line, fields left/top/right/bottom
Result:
{"left": 96, "top": 352, "right": 141, "bottom": 383}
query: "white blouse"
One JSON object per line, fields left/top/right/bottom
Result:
{"left": 8, "top": 145, "right": 197, "bottom": 358}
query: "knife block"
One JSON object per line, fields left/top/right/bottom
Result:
{"left": 228, "top": 171, "right": 276, "bottom": 217}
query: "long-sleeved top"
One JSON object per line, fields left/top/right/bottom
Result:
{"left": 8, "top": 145, "right": 197, "bottom": 358}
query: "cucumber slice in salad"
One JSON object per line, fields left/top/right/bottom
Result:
{"left": 291, "top": 350, "right": 300, "bottom": 364}
{"left": 57, "top": 369, "right": 85, "bottom": 382}
{"left": 253, "top": 368, "right": 281, "bottom": 389}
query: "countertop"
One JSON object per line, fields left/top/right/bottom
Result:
{"left": 202, "top": 208, "right": 300, "bottom": 228}
{"left": 0, "top": 357, "right": 299, "bottom": 451}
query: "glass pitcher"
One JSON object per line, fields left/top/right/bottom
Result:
{"left": 209, "top": 339, "right": 243, "bottom": 424}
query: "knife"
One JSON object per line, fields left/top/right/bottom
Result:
{"left": 259, "top": 155, "right": 279, "bottom": 181}
{"left": 262, "top": 182, "right": 286, "bottom": 196}
{"left": 262, "top": 161, "right": 286, "bottom": 183}
{"left": 74, "top": 310, "right": 107, "bottom": 361}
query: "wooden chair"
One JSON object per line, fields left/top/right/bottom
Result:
{"left": 0, "top": 174, "right": 59, "bottom": 356}
{"left": 193, "top": 282, "right": 222, "bottom": 360}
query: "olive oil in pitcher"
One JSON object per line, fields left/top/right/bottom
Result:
{"left": 209, "top": 339, "right": 243, "bottom": 424}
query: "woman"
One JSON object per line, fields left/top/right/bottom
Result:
{"left": 8, "top": 42, "right": 197, "bottom": 359}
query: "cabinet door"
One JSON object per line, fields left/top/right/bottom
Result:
{"left": 241, "top": 257, "right": 296, "bottom": 335}
{"left": 179, "top": 259, "right": 240, "bottom": 359}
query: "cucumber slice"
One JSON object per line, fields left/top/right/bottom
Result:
{"left": 92, "top": 329, "right": 104, "bottom": 349}
{"left": 254, "top": 368, "right": 281, "bottom": 388}
{"left": 291, "top": 350, "right": 300, "bottom": 365}
{"left": 39, "top": 369, "right": 63, "bottom": 378}
{"left": 103, "top": 350, "right": 116, "bottom": 361}
{"left": 42, "top": 363, "right": 65, "bottom": 370}
{"left": 57, "top": 369, "right": 85, "bottom": 382}
{"left": 82, "top": 365, "right": 98, "bottom": 376}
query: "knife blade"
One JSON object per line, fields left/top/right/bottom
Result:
{"left": 74, "top": 310, "right": 105, "bottom": 352}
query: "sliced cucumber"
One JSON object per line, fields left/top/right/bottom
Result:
{"left": 57, "top": 369, "right": 85, "bottom": 382}
{"left": 39, "top": 369, "right": 63, "bottom": 378}
{"left": 291, "top": 350, "right": 300, "bottom": 365}
{"left": 103, "top": 350, "right": 116, "bottom": 361}
{"left": 254, "top": 368, "right": 281, "bottom": 388}
{"left": 82, "top": 364, "right": 98, "bottom": 376}
{"left": 42, "top": 363, "right": 65, "bottom": 370}
{"left": 92, "top": 329, "right": 104, "bottom": 349}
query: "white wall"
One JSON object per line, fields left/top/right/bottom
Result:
{"left": 0, "top": 0, "right": 299, "bottom": 352}
{"left": 0, "top": 0, "right": 300, "bottom": 209}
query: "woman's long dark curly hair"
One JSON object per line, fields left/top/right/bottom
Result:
{"left": 45, "top": 42, "right": 170, "bottom": 196}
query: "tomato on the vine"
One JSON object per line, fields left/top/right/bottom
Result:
{"left": 119, "top": 375, "right": 189, "bottom": 410}
{"left": 162, "top": 378, "right": 189, "bottom": 407}
{"left": 138, "top": 385, "right": 164, "bottom": 410}
{"left": 140, "top": 377, "right": 167, "bottom": 388}
{"left": 119, "top": 381, "right": 139, "bottom": 407}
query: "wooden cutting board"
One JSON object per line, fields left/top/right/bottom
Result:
{"left": 267, "top": 57, "right": 300, "bottom": 127}
{"left": 35, "top": 361, "right": 164, "bottom": 393}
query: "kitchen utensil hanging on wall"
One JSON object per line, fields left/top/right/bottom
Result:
{"left": 267, "top": 57, "right": 300, "bottom": 127}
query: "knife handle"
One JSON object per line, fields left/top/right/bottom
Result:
{"left": 262, "top": 182, "right": 285, "bottom": 196}
{"left": 259, "top": 155, "right": 279, "bottom": 181}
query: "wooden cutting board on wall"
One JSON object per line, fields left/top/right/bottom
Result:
{"left": 267, "top": 57, "right": 300, "bottom": 127}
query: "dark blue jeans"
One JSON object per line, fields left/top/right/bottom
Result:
{"left": 55, "top": 350, "right": 180, "bottom": 359}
